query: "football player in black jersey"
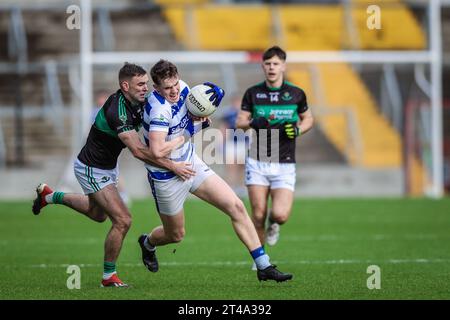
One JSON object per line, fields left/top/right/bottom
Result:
{"left": 32, "top": 63, "right": 185, "bottom": 287}
{"left": 236, "top": 46, "right": 314, "bottom": 266}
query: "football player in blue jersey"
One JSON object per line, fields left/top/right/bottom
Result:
{"left": 138, "top": 59, "right": 293, "bottom": 282}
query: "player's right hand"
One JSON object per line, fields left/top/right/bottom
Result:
{"left": 172, "top": 161, "right": 196, "bottom": 181}
{"left": 249, "top": 117, "right": 270, "bottom": 130}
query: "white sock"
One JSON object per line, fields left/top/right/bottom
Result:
{"left": 45, "top": 193, "right": 54, "bottom": 203}
{"left": 103, "top": 271, "right": 116, "bottom": 280}
{"left": 144, "top": 235, "right": 156, "bottom": 252}
{"left": 255, "top": 254, "right": 271, "bottom": 270}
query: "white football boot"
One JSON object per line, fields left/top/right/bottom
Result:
{"left": 265, "top": 222, "right": 280, "bottom": 246}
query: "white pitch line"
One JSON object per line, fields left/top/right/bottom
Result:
{"left": 1, "top": 234, "right": 448, "bottom": 246}
{"left": 27, "top": 258, "right": 450, "bottom": 269}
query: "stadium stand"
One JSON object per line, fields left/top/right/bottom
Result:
{"left": 161, "top": 1, "right": 428, "bottom": 195}
{"left": 0, "top": 3, "right": 181, "bottom": 165}
{"left": 0, "top": 0, "right": 448, "bottom": 198}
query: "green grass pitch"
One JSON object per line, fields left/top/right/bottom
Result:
{"left": 1, "top": 198, "right": 449, "bottom": 300}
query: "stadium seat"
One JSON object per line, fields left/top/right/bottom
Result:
{"left": 161, "top": 1, "right": 427, "bottom": 187}
{"left": 280, "top": 6, "right": 344, "bottom": 51}
{"left": 318, "top": 63, "right": 401, "bottom": 168}
{"left": 288, "top": 63, "right": 403, "bottom": 168}
{"left": 154, "top": 0, "right": 210, "bottom": 5}
{"left": 162, "top": 3, "right": 425, "bottom": 51}
{"left": 163, "top": 6, "right": 272, "bottom": 50}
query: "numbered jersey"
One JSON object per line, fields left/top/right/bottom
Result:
{"left": 143, "top": 80, "right": 204, "bottom": 180}
{"left": 241, "top": 81, "right": 308, "bottom": 163}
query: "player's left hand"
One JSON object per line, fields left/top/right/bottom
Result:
{"left": 284, "top": 122, "right": 301, "bottom": 139}
{"left": 188, "top": 111, "right": 208, "bottom": 123}
{"left": 203, "top": 82, "right": 225, "bottom": 107}
{"left": 201, "top": 118, "right": 211, "bottom": 129}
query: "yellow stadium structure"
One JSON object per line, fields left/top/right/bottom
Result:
{"left": 161, "top": 0, "right": 426, "bottom": 194}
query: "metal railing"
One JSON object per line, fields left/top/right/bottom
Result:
{"left": 44, "top": 60, "right": 66, "bottom": 136}
{"left": 342, "top": 0, "right": 360, "bottom": 50}
{"left": 8, "top": 7, "right": 27, "bottom": 67}
{"left": 308, "top": 64, "right": 364, "bottom": 166}
{"left": 313, "top": 106, "right": 364, "bottom": 166}
{"left": 97, "top": 7, "right": 115, "bottom": 51}
{"left": 0, "top": 122, "right": 5, "bottom": 167}
{"left": 381, "top": 64, "right": 404, "bottom": 132}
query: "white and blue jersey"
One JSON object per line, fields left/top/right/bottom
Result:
{"left": 143, "top": 80, "right": 203, "bottom": 180}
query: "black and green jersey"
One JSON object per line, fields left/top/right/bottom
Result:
{"left": 77, "top": 89, "right": 145, "bottom": 170}
{"left": 242, "top": 80, "right": 308, "bottom": 163}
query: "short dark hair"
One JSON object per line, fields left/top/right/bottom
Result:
{"left": 150, "top": 59, "right": 179, "bottom": 86}
{"left": 118, "top": 62, "right": 146, "bottom": 84}
{"left": 262, "top": 46, "right": 287, "bottom": 61}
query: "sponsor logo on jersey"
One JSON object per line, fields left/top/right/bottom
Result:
{"left": 269, "top": 109, "right": 295, "bottom": 120}
{"left": 117, "top": 124, "right": 132, "bottom": 132}
{"left": 256, "top": 93, "right": 268, "bottom": 99}
{"left": 246, "top": 170, "right": 251, "bottom": 181}
{"left": 281, "top": 92, "right": 292, "bottom": 101}
{"left": 133, "top": 111, "right": 143, "bottom": 121}
{"left": 100, "top": 176, "right": 111, "bottom": 183}
{"left": 119, "top": 114, "right": 127, "bottom": 124}
{"left": 256, "top": 109, "right": 265, "bottom": 117}
{"left": 169, "top": 113, "right": 190, "bottom": 135}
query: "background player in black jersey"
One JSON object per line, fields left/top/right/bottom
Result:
{"left": 31, "top": 63, "right": 185, "bottom": 287}
{"left": 236, "top": 46, "right": 314, "bottom": 268}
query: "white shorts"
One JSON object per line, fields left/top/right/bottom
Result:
{"left": 147, "top": 153, "right": 215, "bottom": 215}
{"left": 74, "top": 158, "right": 118, "bottom": 195}
{"left": 245, "top": 157, "right": 296, "bottom": 191}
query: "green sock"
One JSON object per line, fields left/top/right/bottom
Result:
{"left": 52, "top": 191, "right": 65, "bottom": 204}
{"left": 103, "top": 261, "right": 116, "bottom": 275}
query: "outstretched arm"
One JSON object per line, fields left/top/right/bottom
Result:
{"left": 146, "top": 131, "right": 196, "bottom": 181}
{"left": 118, "top": 130, "right": 184, "bottom": 166}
